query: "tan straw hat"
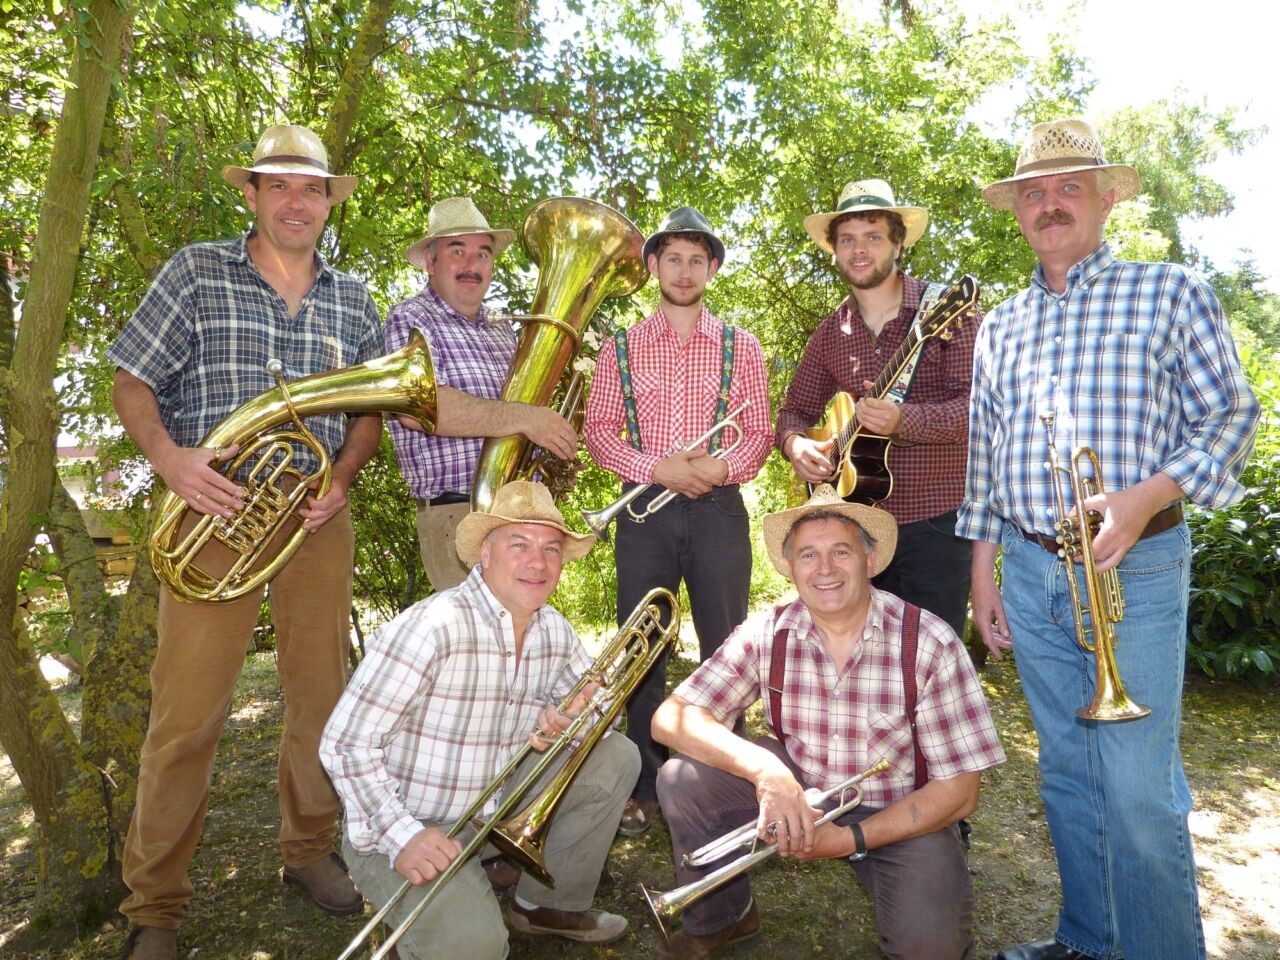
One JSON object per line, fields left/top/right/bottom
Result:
{"left": 762, "top": 484, "right": 898, "bottom": 579}
{"left": 982, "top": 118, "right": 1141, "bottom": 210}
{"left": 221, "top": 124, "right": 357, "bottom": 203}
{"left": 455, "top": 481, "right": 596, "bottom": 566}
{"left": 406, "top": 197, "right": 516, "bottom": 270}
{"left": 804, "top": 179, "right": 929, "bottom": 253}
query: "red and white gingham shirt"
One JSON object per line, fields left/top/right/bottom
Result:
{"left": 673, "top": 589, "right": 1004, "bottom": 807}
{"left": 320, "top": 567, "right": 592, "bottom": 864}
{"left": 584, "top": 307, "right": 774, "bottom": 485}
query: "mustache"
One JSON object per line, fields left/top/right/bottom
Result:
{"left": 456, "top": 272, "right": 484, "bottom": 283}
{"left": 1035, "top": 209, "right": 1075, "bottom": 229}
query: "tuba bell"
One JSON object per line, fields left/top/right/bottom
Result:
{"left": 470, "top": 197, "right": 648, "bottom": 512}
{"left": 150, "top": 331, "right": 437, "bottom": 603}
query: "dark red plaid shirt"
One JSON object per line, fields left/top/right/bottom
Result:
{"left": 775, "top": 273, "right": 979, "bottom": 525}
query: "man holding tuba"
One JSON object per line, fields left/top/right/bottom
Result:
{"left": 962, "top": 119, "right": 1260, "bottom": 960}
{"left": 651, "top": 486, "right": 1004, "bottom": 960}
{"left": 583, "top": 206, "right": 774, "bottom": 838}
{"left": 321, "top": 481, "right": 638, "bottom": 958}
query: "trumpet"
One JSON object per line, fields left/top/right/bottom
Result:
{"left": 580, "top": 400, "right": 751, "bottom": 541}
{"left": 1041, "top": 414, "right": 1150, "bottom": 723}
{"left": 335, "top": 588, "right": 680, "bottom": 960}
{"left": 640, "top": 759, "right": 891, "bottom": 942}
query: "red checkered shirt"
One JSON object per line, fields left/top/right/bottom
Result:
{"left": 584, "top": 307, "right": 774, "bottom": 485}
{"left": 774, "top": 273, "right": 980, "bottom": 525}
{"left": 673, "top": 589, "right": 1004, "bottom": 807}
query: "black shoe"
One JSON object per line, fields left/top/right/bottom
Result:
{"left": 993, "top": 939, "right": 1094, "bottom": 960}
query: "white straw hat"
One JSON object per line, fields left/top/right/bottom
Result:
{"left": 762, "top": 484, "right": 898, "bottom": 579}
{"left": 406, "top": 197, "right": 516, "bottom": 270}
{"left": 982, "top": 118, "right": 1141, "bottom": 211}
{"left": 804, "top": 179, "right": 929, "bottom": 253}
{"left": 455, "top": 481, "right": 595, "bottom": 566}
{"left": 221, "top": 124, "right": 357, "bottom": 203}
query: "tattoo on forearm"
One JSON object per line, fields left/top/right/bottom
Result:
{"left": 910, "top": 803, "right": 922, "bottom": 824}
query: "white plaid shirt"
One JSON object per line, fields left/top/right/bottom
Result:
{"left": 321, "top": 567, "right": 592, "bottom": 863}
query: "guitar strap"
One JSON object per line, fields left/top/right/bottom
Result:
{"left": 883, "top": 280, "right": 947, "bottom": 404}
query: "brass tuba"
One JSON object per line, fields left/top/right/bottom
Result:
{"left": 150, "top": 331, "right": 437, "bottom": 603}
{"left": 470, "top": 197, "right": 648, "bottom": 512}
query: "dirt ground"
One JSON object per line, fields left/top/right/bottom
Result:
{"left": 1, "top": 647, "right": 1277, "bottom": 959}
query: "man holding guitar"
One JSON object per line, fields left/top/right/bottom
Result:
{"left": 776, "top": 179, "right": 979, "bottom": 641}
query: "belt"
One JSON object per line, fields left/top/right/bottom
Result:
{"left": 1021, "top": 503, "right": 1183, "bottom": 554}
{"left": 415, "top": 492, "right": 470, "bottom": 508}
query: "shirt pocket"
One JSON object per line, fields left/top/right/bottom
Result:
{"left": 866, "top": 706, "right": 914, "bottom": 761}
{"left": 631, "top": 370, "right": 667, "bottom": 425}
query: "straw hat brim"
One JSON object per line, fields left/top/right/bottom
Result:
{"left": 981, "top": 162, "right": 1141, "bottom": 211}
{"left": 455, "top": 514, "right": 595, "bottom": 567}
{"left": 762, "top": 495, "right": 898, "bottom": 579}
{"left": 406, "top": 227, "right": 517, "bottom": 270}
{"left": 804, "top": 206, "right": 929, "bottom": 253}
{"left": 221, "top": 164, "right": 358, "bottom": 204}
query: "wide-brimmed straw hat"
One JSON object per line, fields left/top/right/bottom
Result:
{"left": 406, "top": 197, "right": 516, "bottom": 270}
{"left": 221, "top": 124, "right": 357, "bottom": 203}
{"left": 762, "top": 484, "right": 898, "bottom": 579}
{"left": 455, "top": 480, "right": 595, "bottom": 566}
{"left": 804, "top": 179, "right": 929, "bottom": 253}
{"left": 982, "top": 118, "right": 1141, "bottom": 211}
{"left": 642, "top": 206, "right": 727, "bottom": 266}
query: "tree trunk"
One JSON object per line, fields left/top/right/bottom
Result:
{"left": 321, "top": 0, "right": 396, "bottom": 172}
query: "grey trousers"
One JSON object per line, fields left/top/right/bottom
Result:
{"left": 345, "top": 731, "right": 638, "bottom": 960}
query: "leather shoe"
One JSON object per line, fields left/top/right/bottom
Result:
{"left": 482, "top": 856, "right": 521, "bottom": 895}
{"left": 282, "top": 852, "right": 364, "bottom": 914}
{"left": 655, "top": 900, "right": 761, "bottom": 960}
{"left": 122, "top": 926, "right": 177, "bottom": 960}
{"left": 508, "top": 899, "right": 628, "bottom": 944}
{"left": 618, "top": 797, "right": 660, "bottom": 838}
{"left": 993, "top": 939, "right": 1094, "bottom": 960}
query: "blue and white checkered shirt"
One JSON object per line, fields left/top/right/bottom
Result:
{"left": 108, "top": 234, "right": 383, "bottom": 475}
{"left": 958, "top": 243, "right": 1260, "bottom": 543}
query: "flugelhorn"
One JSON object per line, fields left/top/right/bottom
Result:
{"left": 470, "top": 197, "right": 648, "bottom": 512}
{"left": 640, "top": 759, "right": 891, "bottom": 942}
{"left": 150, "top": 331, "right": 437, "bottom": 603}
{"left": 580, "top": 400, "right": 752, "bottom": 541}
{"left": 336, "top": 587, "right": 680, "bottom": 960}
{"left": 1041, "top": 414, "right": 1150, "bottom": 722}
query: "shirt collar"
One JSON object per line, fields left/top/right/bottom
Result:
{"left": 420, "top": 282, "right": 492, "bottom": 327}
{"left": 1031, "top": 242, "right": 1114, "bottom": 295}
{"left": 786, "top": 588, "right": 887, "bottom": 650}
{"left": 227, "top": 231, "right": 334, "bottom": 283}
{"left": 643, "top": 305, "right": 719, "bottom": 343}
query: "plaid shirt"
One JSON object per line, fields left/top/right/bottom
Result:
{"left": 320, "top": 566, "right": 592, "bottom": 863}
{"left": 775, "top": 273, "right": 979, "bottom": 525}
{"left": 958, "top": 244, "right": 1261, "bottom": 543}
{"left": 108, "top": 235, "right": 383, "bottom": 475}
{"left": 674, "top": 589, "right": 1004, "bottom": 807}
{"left": 385, "top": 285, "right": 517, "bottom": 499}
{"left": 584, "top": 307, "right": 774, "bottom": 484}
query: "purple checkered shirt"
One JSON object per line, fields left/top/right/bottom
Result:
{"left": 673, "top": 588, "right": 1004, "bottom": 807}
{"left": 385, "top": 285, "right": 517, "bottom": 499}
{"left": 320, "top": 566, "right": 593, "bottom": 864}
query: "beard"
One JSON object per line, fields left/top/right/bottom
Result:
{"left": 659, "top": 281, "right": 704, "bottom": 308}
{"left": 840, "top": 255, "right": 896, "bottom": 290}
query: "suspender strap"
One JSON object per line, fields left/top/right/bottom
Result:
{"left": 707, "top": 325, "right": 737, "bottom": 454}
{"left": 613, "top": 328, "right": 643, "bottom": 451}
{"left": 884, "top": 281, "right": 948, "bottom": 404}
{"left": 767, "top": 603, "right": 791, "bottom": 743}
{"left": 900, "top": 602, "right": 929, "bottom": 790}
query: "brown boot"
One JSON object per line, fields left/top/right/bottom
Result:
{"left": 617, "top": 797, "right": 660, "bottom": 838}
{"left": 122, "top": 926, "right": 177, "bottom": 960}
{"left": 508, "top": 899, "right": 628, "bottom": 945}
{"left": 655, "top": 900, "right": 761, "bottom": 960}
{"left": 282, "top": 852, "right": 364, "bottom": 914}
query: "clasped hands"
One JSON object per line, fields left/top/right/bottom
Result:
{"left": 754, "top": 768, "right": 855, "bottom": 862}
{"left": 652, "top": 447, "right": 728, "bottom": 499}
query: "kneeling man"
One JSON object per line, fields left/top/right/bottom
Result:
{"left": 321, "top": 481, "right": 638, "bottom": 959}
{"left": 652, "top": 485, "right": 1004, "bottom": 960}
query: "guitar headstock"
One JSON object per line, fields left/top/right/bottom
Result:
{"left": 920, "top": 275, "right": 980, "bottom": 341}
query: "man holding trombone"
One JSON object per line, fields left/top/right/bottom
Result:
{"left": 584, "top": 206, "right": 773, "bottom": 837}
{"left": 651, "top": 486, "right": 1004, "bottom": 959}
{"left": 320, "top": 481, "right": 639, "bottom": 958}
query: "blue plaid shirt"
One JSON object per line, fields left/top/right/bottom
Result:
{"left": 958, "top": 243, "right": 1260, "bottom": 542}
{"left": 109, "top": 234, "right": 383, "bottom": 475}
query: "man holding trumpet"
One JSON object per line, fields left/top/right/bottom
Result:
{"left": 651, "top": 486, "right": 1004, "bottom": 960}
{"left": 320, "top": 481, "right": 639, "bottom": 958}
{"left": 584, "top": 206, "right": 773, "bottom": 837}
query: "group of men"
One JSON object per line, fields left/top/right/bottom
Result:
{"left": 110, "top": 115, "right": 1259, "bottom": 960}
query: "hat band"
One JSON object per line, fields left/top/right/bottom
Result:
{"left": 837, "top": 194, "right": 893, "bottom": 212}
{"left": 1014, "top": 154, "right": 1104, "bottom": 176}
{"left": 255, "top": 153, "right": 330, "bottom": 173}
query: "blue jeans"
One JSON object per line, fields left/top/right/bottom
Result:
{"left": 999, "top": 521, "right": 1205, "bottom": 960}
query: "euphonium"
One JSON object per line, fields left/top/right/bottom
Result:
{"left": 470, "top": 197, "right": 648, "bottom": 512}
{"left": 1040, "top": 414, "right": 1151, "bottom": 722}
{"left": 150, "top": 330, "right": 437, "bottom": 603}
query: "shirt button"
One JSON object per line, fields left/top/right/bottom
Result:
{"left": 1043, "top": 461, "right": 1051, "bottom": 471}
{"left": 1055, "top": 336, "right": 1063, "bottom": 344}
{"left": 1050, "top": 375, "right": 1058, "bottom": 384}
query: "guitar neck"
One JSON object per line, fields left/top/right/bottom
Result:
{"left": 835, "top": 327, "right": 923, "bottom": 451}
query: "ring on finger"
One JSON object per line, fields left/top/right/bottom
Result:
{"left": 194, "top": 492, "right": 203, "bottom": 503}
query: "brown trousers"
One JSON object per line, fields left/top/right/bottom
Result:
{"left": 120, "top": 506, "right": 355, "bottom": 929}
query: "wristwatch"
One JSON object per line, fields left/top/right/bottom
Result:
{"left": 849, "top": 822, "right": 869, "bottom": 862}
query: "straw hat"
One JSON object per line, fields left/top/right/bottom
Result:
{"left": 762, "top": 484, "right": 898, "bottom": 579}
{"left": 455, "top": 481, "right": 596, "bottom": 566}
{"left": 982, "top": 118, "right": 1141, "bottom": 210}
{"left": 804, "top": 179, "right": 929, "bottom": 253}
{"left": 221, "top": 124, "right": 357, "bottom": 203}
{"left": 406, "top": 197, "right": 516, "bottom": 270}
{"left": 642, "top": 206, "right": 727, "bottom": 265}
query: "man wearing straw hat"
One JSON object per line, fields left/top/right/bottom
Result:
{"left": 961, "top": 118, "right": 1259, "bottom": 960}
{"left": 651, "top": 485, "right": 1004, "bottom": 960}
{"left": 387, "top": 196, "right": 578, "bottom": 593}
{"left": 777, "top": 179, "right": 979, "bottom": 645}
{"left": 321, "top": 480, "right": 638, "bottom": 958}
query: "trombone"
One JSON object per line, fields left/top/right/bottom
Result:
{"left": 580, "top": 400, "right": 751, "bottom": 540}
{"left": 1041, "top": 414, "right": 1150, "bottom": 723}
{"left": 640, "top": 759, "right": 890, "bottom": 942}
{"left": 335, "top": 588, "right": 680, "bottom": 960}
